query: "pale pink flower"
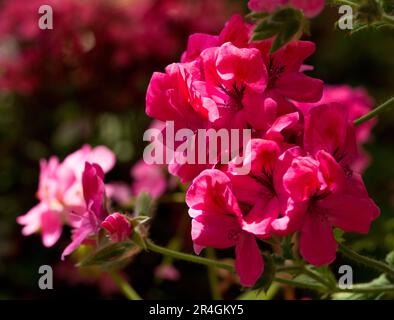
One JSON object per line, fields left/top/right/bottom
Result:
{"left": 17, "top": 145, "right": 115, "bottom": 247}
{"left": 62, "top": 162, "right": 107, "bottom": 259}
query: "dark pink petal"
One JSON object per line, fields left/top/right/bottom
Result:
{"left": 300, "top": 213, "right": 337, "bottom": 266}
{"left": 181, "top": 33, "right": 219, "bottom": 63}
{"left": 283, "top": 156, "right": 320, "bottom": 202}
{"left": 242, "top": 139, "right": 280, "bottom": 176}
{"left": 320, "top": 173, "right": 380, "bottom": 233}
{"left": 216, "top": 43, "right": 267, "bottom": 92}
{"left": 304, "top": 103, "right": 358, "bottom": 165}
{"left": 248, "top": 0, "right": 287, "bottom": 12}
{"left": 272, "top": 41, "right": 316, "bottom": 73}
{"left": 82, "top": 162, "right": 106, "bottom": 224}
{"left": 218, "top": 15, "right": 252, "bottom": 48}
{"left": 276, "top": 72, "right": 323, "bottom": 102}
{"left": 316, "top": 150, "right": 346, "bottom": 193}
{"left": 227, "top": 173, "right": 269, "bottom": 205}
{"left": 271, "top": 199, "right": 308, "bottom": 234}
{"left": 186, "top": 169, "right": 242, "bottom": 217}
{"left": 242, "top": 197, "right": 279, "bottom": 237}
{"left": 265, "top": 112, "right": 300, "bottom": 142}
{"left": 191, "top": 213, "right": 239, "bottom": 249}
{"left": 235, "top": 232, "right": 264, "bottom": 287}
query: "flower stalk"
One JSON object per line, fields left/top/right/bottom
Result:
{"left": 146, "top": 240, "right": 394, "bottom": 295}
{"left": 354, "top": 97, "right": 394, "bottom": 126}
{"left": 108, "top": 271, "right": 142, "bottom": 300}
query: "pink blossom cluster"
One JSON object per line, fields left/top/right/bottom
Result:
{"left": 146, "top": 16, "right": 380, "bottom": 286}
{"left": 17, "top": 145, "right": 132, "bottom": 258}
{"left": 0, "top": 0, "right": 239, "bottom": 108}
{"left": 248, "top": 0, "right": 325, "bottom": 18}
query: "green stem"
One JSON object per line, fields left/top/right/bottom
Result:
{"left": 383, "top": 14, "right": 394, "bottom": 24}
{"left": 354, "top": 97, "right": 394, "bottom": 126}
{"left": 273, "top": 277, "right": 326, "bottom": 291}
{"left": 146, "top": 240, "right": 234, "bottom": 272}
{"left": 332, "top": 0, "right": 360, "bottom": 7}
{"left": 339, "top": 244, "right": 394, "bottom": 278}
{"left": 206, "top": 248, "right": 222, "bottom": 300}
{"left": 146, "top": 241, "right": 394, "bottom": 295}
{"left": 301, "top": 266, "right": 335, "bottom": 289}
{"left": 108, "top": 271, "right": 142, "bottom": 300}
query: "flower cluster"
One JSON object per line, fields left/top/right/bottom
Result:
{"left": 146, "top": 16, "right": 380, "bottom": 286}
{"left": 17, "top": 145, "right": 133, "bottom": 259}
{"left": 248, "top": 0, "right": 325, "bottom": 18}
{"left": 0, "top": 0, "right": 239, "bottom": 108}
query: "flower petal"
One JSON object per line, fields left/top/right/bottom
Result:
{"left": 235, "top": 232, "right": 264, "bottom": 287}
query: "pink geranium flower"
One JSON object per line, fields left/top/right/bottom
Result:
{"left": 303, "top": 103, "right": 358, "bottom": 169}
{"left": 17, "top": 145, "right": 115, "bottom": 247}
{"left": 62, "top": 162, "right": 107, "bottom": 259}
{"left": 248, "top": 0, "right": 325, "bottom": 18}
{"left": 265, "top": 41, "right": 323, "bottom": 103}
{"left": 186, "top": 169, "right": 264, "bottom": 287}
{"left": 272, "top": 149, "right": 380, "bottom": 265}
{"left": 131, "top": 160, "right": 167, "bottom": 199}
{"left": 295, "top": 85, "right": 376, "bottom": 172}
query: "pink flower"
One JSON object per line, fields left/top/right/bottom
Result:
{"left": 248, "top": 0, "right": 325, "bottom": 18}
{"left": 248, "top": 0, "right": 287, "bottom": 13}
{"left": 289, "top": 0, "right": 325, "bottom": 18}
{"left": 303, "top": 103, "right": 358, "bottom": 169}
{"left": 272, "top": 149, "right": 380, "bottom": 265}
{"left": 226, "top": 139, "right": 291, "bottom": 237}
{"left": 17, "top": 145, "right": 115, "bottom": 247}
{"left": 186, "top": 169, "right": 264, "bottom": 287}
{"left": 131, "top": 160, "right": 167, "bottom": 199}
{"left": 266, "top": 41, "right": 323, "bottom": 103}
{"left": 296, "top": 85, "right": 376, "bottom": 144}
{"left": 295, "top": 85, "right": 376, "bottom": 172}
{"left": 102, "top": 213, "right": 132, "bottom": 243}
{"left": 155, "top": 265, "right": 181, "bottom": 281}
{"left": 62, "top": 162, "right": 107, "bottom": 259}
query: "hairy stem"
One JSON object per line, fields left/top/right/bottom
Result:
{"left": 146, "top": 241, "right": 394, "bottom": 294}
{"left": 108, "top": 271, "right": 142, "bottom": 300}
{"left": 339, "top": 244, "right": 394, "bottom": 278}
{"left": 354, "top": 97, "right": 394, "bottom": 126}
{"left": 146, "top": 240, "right": 234, "bottom": 271}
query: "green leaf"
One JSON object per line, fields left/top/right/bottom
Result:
{"left": 250, "top": 7, "right": 306, "bottom": 52}
{"left": 246, "top": 12, "right": 270, "bottom": 20}
{"left": 334, "top": 228, "right": 345, "bottom": 244}
{"left": 78, "top": 241, "right": 138, "bottom": 270}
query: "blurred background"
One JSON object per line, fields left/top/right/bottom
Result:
{"left": 0, "top": 0, "right": 393, "bottom": 299}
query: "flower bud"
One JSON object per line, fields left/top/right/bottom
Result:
{"left": 101, "top": 213, "right": 132, "bottom": 243}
